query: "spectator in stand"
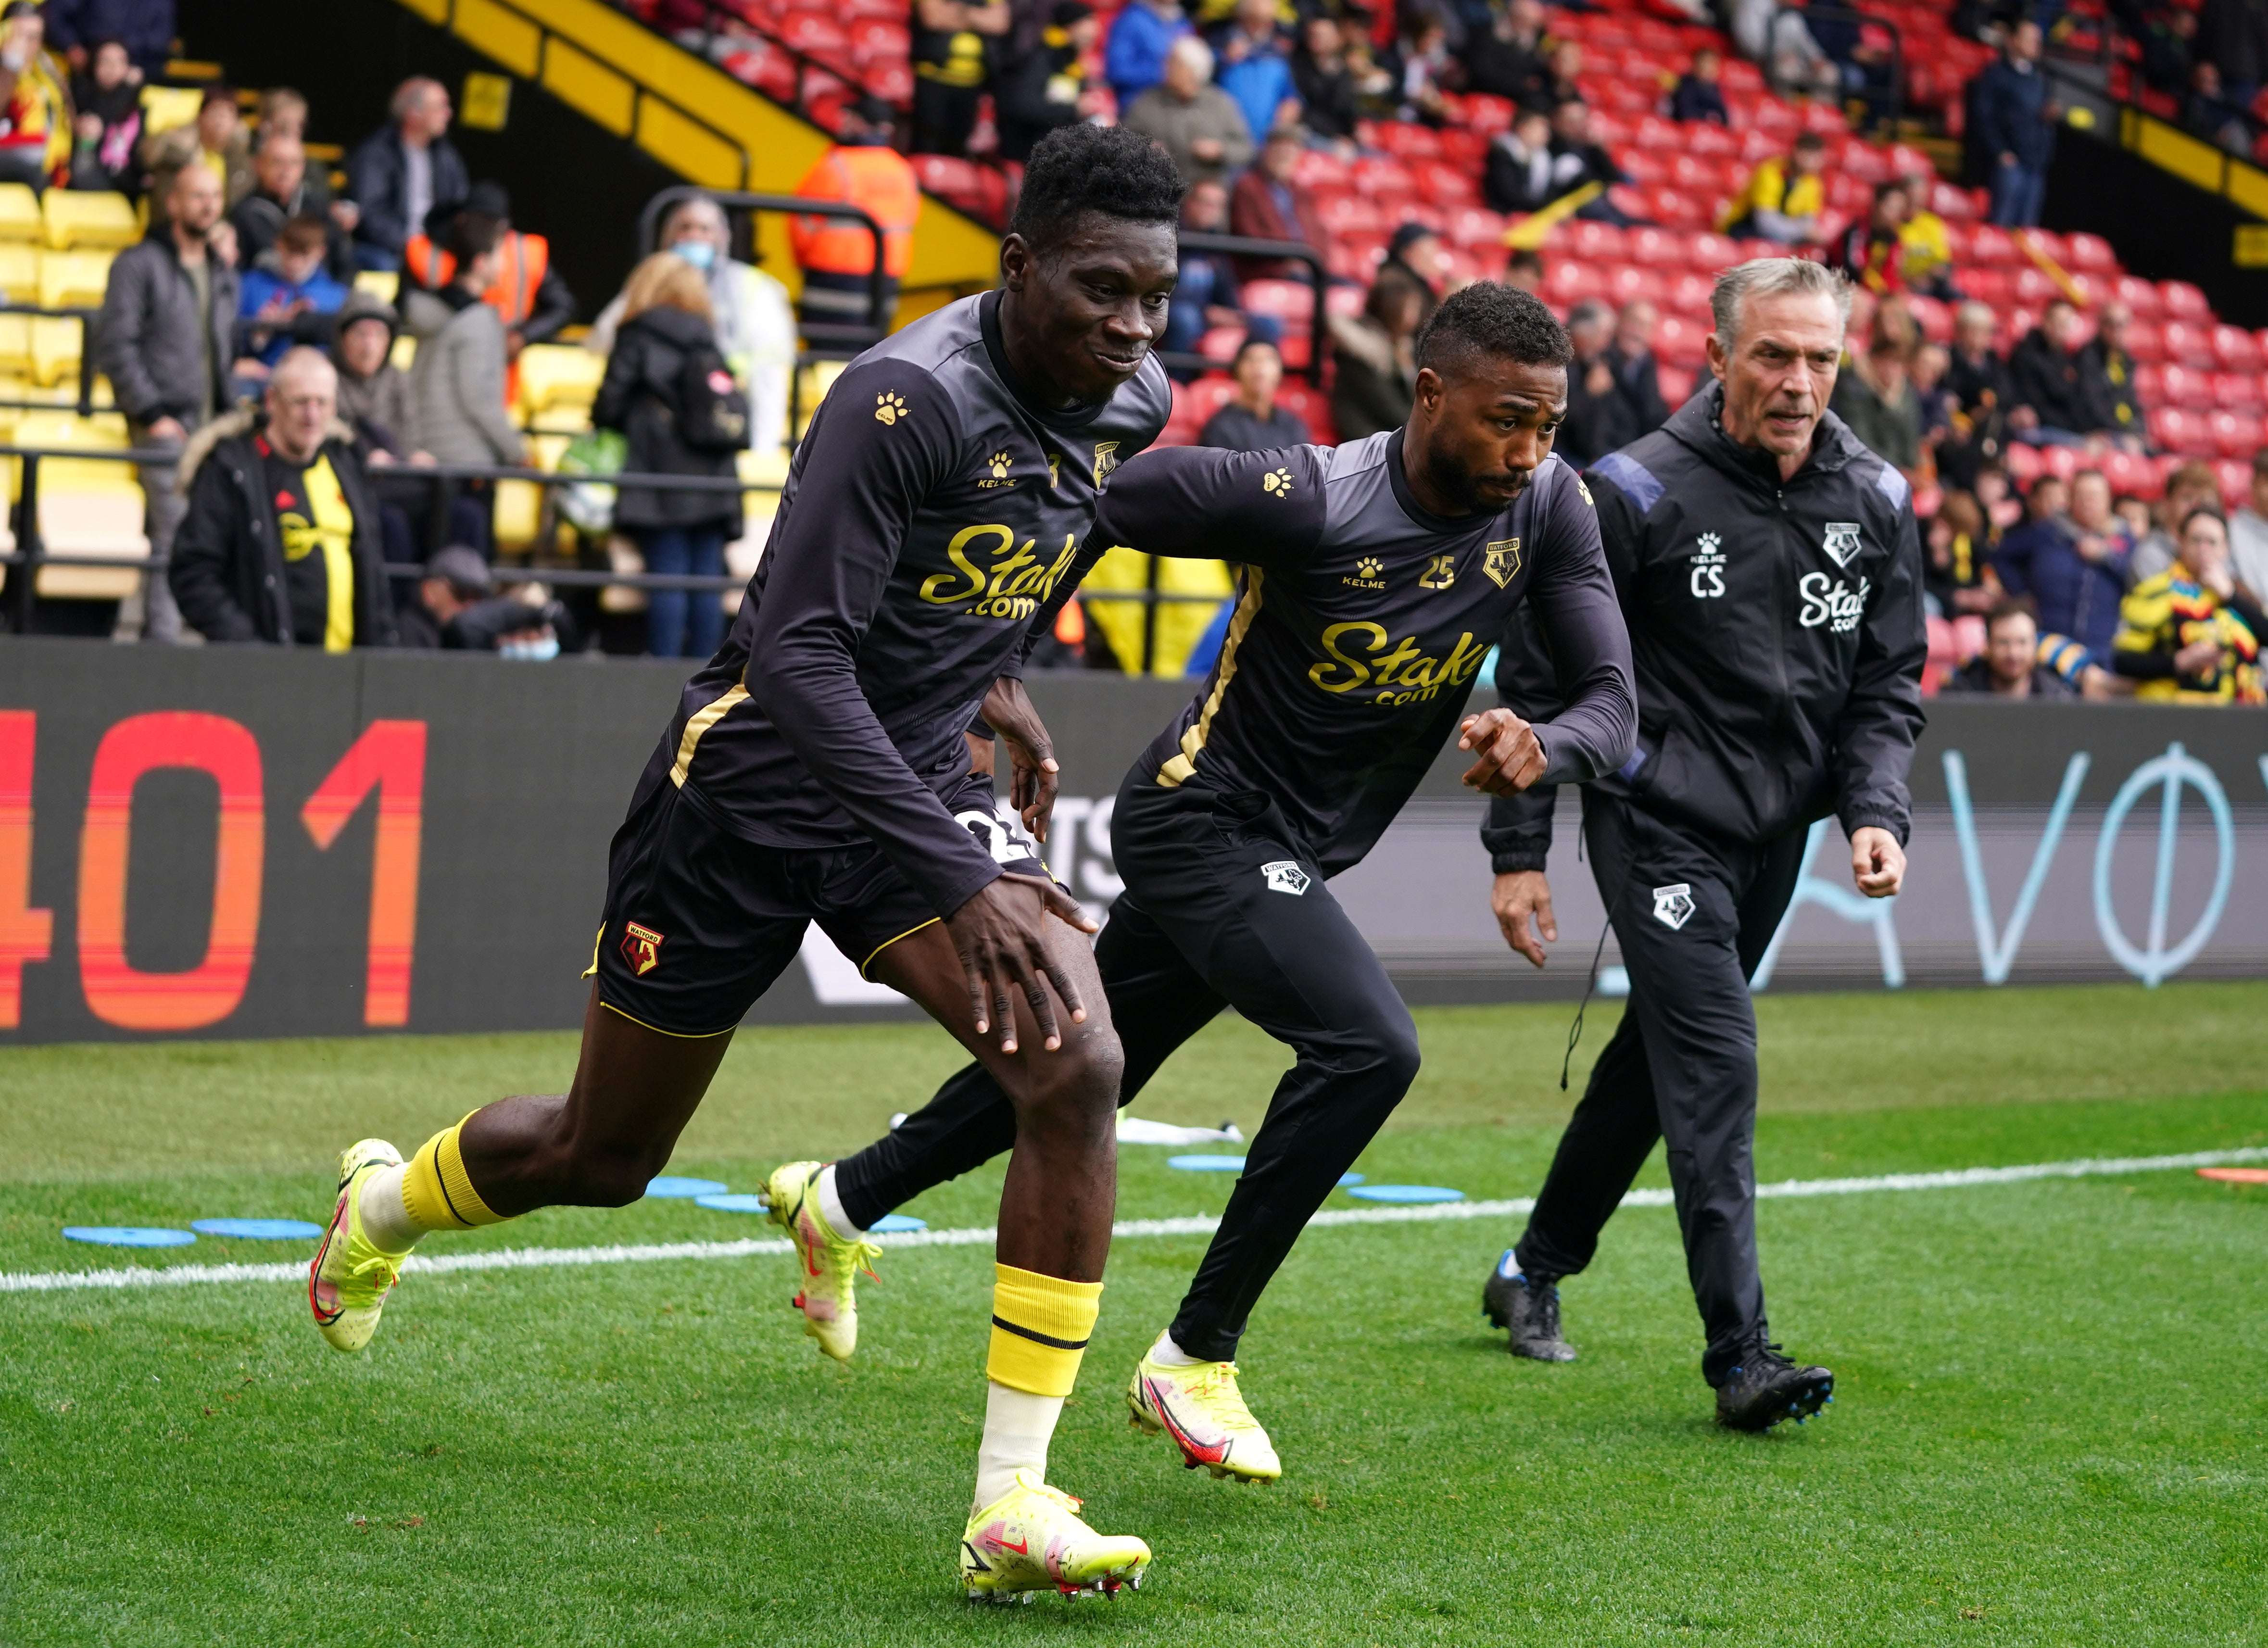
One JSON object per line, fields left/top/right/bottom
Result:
{"left": 2141, "top": 5, "right": 2200, "bottom": 98}
{"left": 911, "top": 0, "right": 1009, "bottom": 156}
{"left": 254, "top": 87, "right": 307, "bottom": 147}
{"left": 238, "top": 215, "right": 348, "bottom": 372}
{"left": 1373, "top": 221, "right": 1446, "bottom": 325}
{"left": 1523, "top": 39, "right": 1585, "bottom": 113}
{"left": 395, "top": 545, "right": 574, "bottom": 654}
{"left": 1830, "top": 317, "right": 1921, "bottom": 473}
{"left": 1327, "top": 270, "right": 1423, "bottom": 440}
{"left": 1291, "top": 15, "right": 1361, "bottom": 146}
{"left": 1105, "top": 0, "right": 1193, "bottom": 110}
{"left": 403, "top": 210, "right": 527, "bottom": 516}
{"left": 1229, "top": 121, "right": 1327, "bottom": 280}
{"left": 169, "top": 348, "right": 398, "bottom": 650}
{"left": 0, "top": 3, "right": 71, "bottom": 191}
{"left": 1160, "top": 175, "right": 1244, "bottom": 368}
{"left": 2183, "top": 60, "right": 2254, "bottom": 153}
{"left": 147, "top": 85, "right": 255, "bottom": 219}
{"left": 1559, "top": 299, "right": 1639, "bottom": 469}
{"left": 1720, "top": 132, "right": 1828, "bottom": 244}
{"left": 1609, "top": 298, "right": 1670, "bottom": 429}
{"left": 1381, "top": 16, "right": 1458, "bottom": 126}
{"left": 331, "top": 292, "right": 418, "bottom": 458}
{"left": 2199, "top": 0, "right": 2268, "bottom": 108}
{"left": 98, "top": 160, "right": 239, "bottom": 645}
{"left": 2007, "top": 298, "right": 2094, "bottom": 443}
{"left": 45, "top": 0, "right": 175, "bottom": 80}
{"left": 996, "top": 1, "right": 1104, "bottom": 163}
{"left": 1945, "top": 300, "right": 2011, "bottom": 418}
{"left": 1830, "top": 182, "right": 1912, "bottom": 294}
{"left": 1912, "top": 340, "right": 1954, "bottom": 456}
{"left": 404, "top": 182, "right": 577, "bottom": 370}
{"left": 232, "top": 135, "right": 352, "bottom": 279}
{"left": 790, "top": 96, "right": 919, "bottom": 333}
{"left": 1804, "top": 0, "right": 1896, "bottom": 122}
{"left": 1463, "top": 0, "right": 1549, "bottom": 107}
{"left": 1198, "top": 335, "right": 1311, "bottom": 452}
{"left": 1549, "top": 98, "right": 1637, "bottom": 226}
{"left": 593, "top": 252, "right": 747, "bottom": 660}
{"left": 1125, "top": 36, "right": 1253, "bottom": 187}
{"left": 1505, "top": 247, "right": 1545, "bottom": 295}
{"left": 1973, "top": 19, "right": 2058, "bottom": 229}
{"left": 1944, "top": 596, "right": 2075, "bottom": 696}
{"left": 2112, "top": 506, "right": 2267, "bottom": 703}
{"left": 2219, "top": 446, "right": 2268, "bottom": 599}
{"left": 591, "top": 194, "right": 794, "bottom": 459}
{"left": 1484, "top": 105, "right": 1560, "bottom": 214}
{"left": 1669, "top": 46, "right": 1730, "bottom": 125}
{"left": 1925, "top": 488, "right": 2000, "bottom": 617}
{"left": 2129, "top": 460, "right": 2221, "bottom": 582}
{"left": 1733, "top": 0, "right": 1840, "bottom": 100}
{"left": 1996, "top": 468, "right": 2132, "bottom": 657}
{"left": 1896, "top": 159, "right": 1960, "bottom": 299}
{"left": 66, "top": 37, "right": 140, "bottom": 195}
{"left": 1212, "top": 0, "right": 1298, "bottom": 155}
{"left": 2079, "top": 300, "right": 2144, "bottom": 447}
{"left": 347, "top": 77, "right": 467, "bottom": 273}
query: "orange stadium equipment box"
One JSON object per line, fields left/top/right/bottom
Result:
{"left": 0, "top": 641, "right": 2262, "bottom": 1042}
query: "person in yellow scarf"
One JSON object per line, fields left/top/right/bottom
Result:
{"left": 0, "top": 0, "right": 72, "bottom": 189}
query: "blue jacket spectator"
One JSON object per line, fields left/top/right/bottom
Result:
{"left": 42, "top": 0, "right": 174, "bottom": 76}
{"left": 1107, "top": 0, "right": 1193, "bottom": 107}
{"left": 1972, "top": 20, "right": 2057, "bottom": 227}
{"left": 239, "top": 218, "right": 349, "bottom": 367}
{"left": 1994, "top": 472, "right": 2131, "bottom": 656}
{"left": 1211, "top": 0, "right": 1297, "bottom": 151}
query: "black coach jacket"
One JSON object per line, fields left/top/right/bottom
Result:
{"left": 168, "top": 408, "right": 400, "bottom": 647}
{"left": 1485, "top": 381, "right": 1926, "bottom": 870}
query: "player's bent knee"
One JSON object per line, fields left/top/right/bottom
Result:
{"left": 558, "top": 1140, "right": 673, "bottom": 1208}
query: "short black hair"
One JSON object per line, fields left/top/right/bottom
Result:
{"left": 1008, "top": 125, "right": 1184, "bottom": 253}
{"left": 1986, "top": 593, "right": 2039, "bottom": 629}
{"left": 448, "top": 211, "right": 504, "bottom": 264}
{"left": 1415, "top": 281, "right": 1573, "bottom": 377}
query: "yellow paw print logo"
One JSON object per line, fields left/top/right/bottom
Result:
{"left": 1261, "top": 467, "right": 1294, "bottom": 496}
{"left": 875, "top": 391, "right": 907, "bottom": 426}
{"left": 988, "top": 450, "right": 1011, "bottom": 478}
{"left": 1356, "top": 556, "right": 1383, "bottom": 579}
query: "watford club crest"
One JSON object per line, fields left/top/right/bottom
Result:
{"left": 1092, "top": 441, "right": 1120, "bottom": 486}
{"left": 1822, "top": 522, "right": 1863, "bottom": 568}
{"left": 619, "top": 922, "right": 666, "bottom": 977}
{"left": 1651, "top": 883, "right": 1696, "bottom": 931}
{"left": 1260, "top": 860, "right": 1310, "bottom": 896}
{"left": 1483, "top": 538, "right": 1522, "bottom": 588}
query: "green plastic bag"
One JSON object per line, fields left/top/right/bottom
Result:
{"left": 556, "top": 428, "right": 626, "bottom": 536}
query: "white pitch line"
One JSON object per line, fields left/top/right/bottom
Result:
{"left": 6, "top": 1145, "right": 2265, "bottom": 1298}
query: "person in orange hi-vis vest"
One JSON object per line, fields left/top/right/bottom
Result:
{"left": 789, "top": 96, "right": 920, "bottom": 336}
{"left": 403, "top": 181, "right": 576, "bottom": 403}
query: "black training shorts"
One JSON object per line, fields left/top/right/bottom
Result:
{"left": 589, "top": 765, "right": 1046, "bottom": 1037}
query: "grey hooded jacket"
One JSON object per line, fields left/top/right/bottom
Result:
{"left": 96, "top": 233, "right": 239, "bottom": 428}
{"left": 401, "top": 285, "right": 525, "bottom": 466}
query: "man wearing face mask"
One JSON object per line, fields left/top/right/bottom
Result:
{"left": 1480, "top": 257, "right": 1926, "bottom": 1433}
{"left": 790, "top": 95, "right": 919, "bottom": 338}
{"left": 588, "top": 194, "right": 794, "bottom": 461}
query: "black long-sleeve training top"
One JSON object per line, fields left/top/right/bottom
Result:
{"left": 1089, "top": 431, "right": 1637, "bottom": 877}
{"left": 662, "top": 291, "right": 1172, "bottom": 919}
{"left": 1483, "top": 380, "right": 1928, "bottom": 874}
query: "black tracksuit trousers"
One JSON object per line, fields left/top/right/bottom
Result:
{"left": 834, "top": 774, "right": 1421, "bottom": 1362}
{"left": 1513, "top": 793, "right": 1808, "bottom": 1387}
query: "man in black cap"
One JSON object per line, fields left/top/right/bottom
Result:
{"left": 394, "top": 545, "right": 574, "bottom": 653}
{"left": 404, "top": 180, "right": 575, "bottom": 361}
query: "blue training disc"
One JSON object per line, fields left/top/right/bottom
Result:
{"left": 646, "top": 1176, "right": 729, "bottom": 1199}
{"left": 63, "top": 1226, "right": 196, "bottom": 1247}
{"left": 1344, "top": 1184, "right": 1465, "bottom": 1205}
{"left": 1168, "top": 1154, "right": 1247, "bottom": 1172}
{"left": 190, "top": 1218, "right": 323, "bottom": 1240}
{"left": 1337, "top": 1173, "right": 1365, "bottom": 1188}
{"left": 693, "top": 1193, "right": 769, "bottom": 1213}
{"left": 869, "top": 1214, "right": 927, "bottom": 1233}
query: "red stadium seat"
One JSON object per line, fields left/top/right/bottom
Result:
{"left": 1652, "top": 312, "right": 1709, "bottom": 365}
{"left": 2207, "top": 409, "right": 2262, "bottom": 457}
{"left": 1414, "top": 160, "right": 1479, "bottom": 205}
{"left": 1541, "top": 258, "right": 1598, "bottom": 307}
{"left": 1908, "top": 294, "right": 1952, "bottom": 343}
{"left": 2159, "top": 280, "right": 2211, "bottom": 320}
{"left": 1601, "top": 264, "right": 1666, "bottom": 306}
{"left": 2010, "top": 267, "right": 2061, "bottom": 305}
{"left": 1274, "top": 381, "right": 1335, "bottom": 445}
{"left": 2110, "top": 275, "right": 2164, "bottom": 316}
{"left": 1966, "top": 225, "right": 2020, "bottom": 266}
{"left": 776, "top": 9, "right": 849, "bottom": 53}
{"left": 2022, "top": 228, "right": 2068, "bottom": 264}
{"left": 2149, "top": 406, "right": 2208, "bottom": 454}
{"left": 2133, "top": 363, "right": 2164, "bottom": 405}
{"left": 2030, "top": 442, "right": 2081, "bottom": 482}
{"left": 2122, "top": 318, "right": 2166, "bottom": 362}
{"left": 1437, "top": 128, "right": 1490, "bottom": 169}
{"left": 2214, "top": 371, "right": 2265, "bottom": 412}
{"left": 2002, "top": 441, "right": 2041, "bottom": 485}
{"left": 1686, "top": 122, "right": 1739, "bottom": 159}
{"left": 1620, "top": 150, "right": 1669, "bottom": 188}
{"left": 1175, "top": 374, "right": 1237, "bottom": 429}
{"left": 908, "top": 154, "right": 1005, "bottom": 222}
{"left": 1657, "top": 361, "right": 1698, "bottom": 405}
{"left": 861, "top": 60, "right": 912, "bottom": 100}
{"left": 2212, "top": 325, "right": 2263, "bottom": 371}
{"left": 1559, "top": 219, "right": 1627, "bottom": 262}
{"left": 2215, "top": 459, "right": 2252, "bottom": 506}
{"left": 1624, "top": 226, "right": 1682, "bottom": 266}
{"left": 1926, "top": 613, "right": 1958, "bottom": 672}
{"left": 2157, "top": 363, "right": 2210, "bottom": 406}
{"left": 1292, "top": 149, "right": 1352, "bottom": 190}
{"left": 2100, "top": 449, "right": 2157, "bottom": 499}
{"left": 1957, "top": 266, "right": 2010, "bottom": 305}
{"left": 2063, "top": 232, "right": 2117, "bottom": 272}
{"left": 846, "top": 16, "right": 907, "bottom": 56}
{"left": 1663, "top": 270, "right": 1715, "bottom": 317}
{"left": 1314, "top": 192, "right": 1386, "bottom": 237}
{"left": 1371, "top": 120, "right": 1441, "bottom": 160}
{"left": 1242, "top": 279, "right": 1313, "bottom": 322}
{"left": 1350, "top": 156, "right": 1416, "bottom": 196}
{"left": 1462, "top": 93, "right": 1515, "bottom": 135}
{"left": 1443, "top": 204, "right": 1507, "bottom": 246}
{"left": 1687, "top": 230, "right": 1743, "bottom": 269}
{"left": 2161, "top": 320, "right": 2215, "bottom": 366}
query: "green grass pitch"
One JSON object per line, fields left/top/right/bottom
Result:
{"left": 4, "top": 981, "right": 2266, "bottom": 1645}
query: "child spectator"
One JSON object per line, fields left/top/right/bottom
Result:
{"left": 1669, "top": 47, "right": 1730, "bottom": 124}
{"left": 67, "top": 37, "right": 140, "bottom": 195}
{"left": 239, "top": 215, "right": 349, "bottom": 370}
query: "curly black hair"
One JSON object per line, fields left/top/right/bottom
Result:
{"left": 1415, "top": 281, "right": 1573, "bottom": 377}
{"left": 1007, "top": 125, "right": 1185, "bottom": 253}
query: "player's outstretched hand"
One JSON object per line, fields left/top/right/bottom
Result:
{"left": 947, "top": 875, "right": 1098, "bottom": 1055}
{"left": 1457, "top": 708, "right": 1548, "bottom": 796}
{"left": 981, "top": 676, "right": 1062, "bottom": 842}
{"left": 1850, "top": 826, "right": 1905, "bottom": 899}
{"left": 1493, "top": 870, "right": 1556, "bottom": 968}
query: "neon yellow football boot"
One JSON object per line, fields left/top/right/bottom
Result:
{"left": 308, "top": 1139, "right": 412, "bottom": 1353}
{"left": 959, "top": 1470, "right": 1152, "bottom": 1602}
{"left": 762, "top": 1160, "right": 881, "bottom": 1361}
{"left": 1126, "top": 1348, "right": 1284, "bottom": 1483}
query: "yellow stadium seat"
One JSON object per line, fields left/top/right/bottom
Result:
{"left": 27, "top": 454, "right": 147, "bottom": 599}
{"left": 390, "top": 333, "right": 416, "bottom": 372}
{"left": 14, "top": 410, "right": 128, "bottom": 449}
{"left": 139, "top": 85, "right": 202, "bottom": 137}
{"left": 38, "top": 250, "right": 113, "bottom": 312}
{"left": 41, "top": 191, "right": 138, "bottom": 252}
{"left": 793, "top": 360, "right": 845, "bottom": 439}
{"left": 0, "top": 314, "right": 33, "bottom": 377}
{"left": 30, "top": 315, "right": 84, "bottom": 388}
{"left": 354, "top": 270, "right": 399, "bottom": 306}
{"left": 0, "top": 243, "right": 36, "bottom": 303}
{"left": 492, "top": 478, "right": 546, "bottom": 553}
{"left": 0, "top": 183, "right": 38, "bottom": 244}
{"left": 516, "top": 343, "right": 605, "bottom": 422}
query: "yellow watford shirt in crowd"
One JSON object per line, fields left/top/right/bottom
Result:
{"left": 2113, "top": 569, "right": 2263, "bottom": 704}
{"left": 1718, "top": 156, "right": 1823, "bottom": 235}
{"left": 265, "top": 441, "right": 356, "bottom": 652}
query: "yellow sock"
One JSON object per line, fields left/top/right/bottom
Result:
{"left": 400, "top": 1114, "right": 508, "bottom": 1232}
{"left": 986, "top": 1263, "right": 1103, "bottom": 1398}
